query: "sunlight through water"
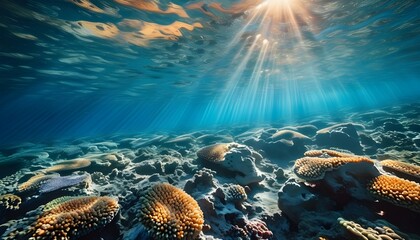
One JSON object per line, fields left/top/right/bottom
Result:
{"left": 202, "top": 0, "right": 324, "bottom": 124}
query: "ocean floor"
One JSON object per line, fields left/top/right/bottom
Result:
{"left": 0, "top": 103, "right": 419, "bottom": 240}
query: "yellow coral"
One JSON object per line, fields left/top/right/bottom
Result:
{"left": 139, "top": 183, "right": 204, "bottom": 240}
{"left": 367, "top": 175, "right": 420, "bottom": 212}
{"left": 196, "top": 143, "right": 233, "bottom": 162}
{"left": 0, "top": 194, "right": 21, "bottom": 210}
{"left": 3, "top": 196, "right": 119, "bottom": 239}
{"left": 17, "top": 173, "right": 58, "bottom": 192}
{"left": 294, "top": 156, "right": 373, "bottom": 181}
{"left": 380, "top": 160, "right": 420, "bottom": 180}
{"left": 338, "top": 217, "right": 404, "bottom": 240}
{"left": 44, "top": 158, "right": 91, "bottom": 173}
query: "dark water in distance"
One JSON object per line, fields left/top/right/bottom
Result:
{"left": 0, "top": 0, "right": 419, "bottom": 145}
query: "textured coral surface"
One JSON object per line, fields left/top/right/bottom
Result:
{"left": 294, "top": 156, "right": 373, "bottom": 181}
{"left": 367, "top": 175, "right": 420, "bottom": 212}
{"left": 139, "top": 183, "right": 204, "bottom": 240}
{"left": 380, "top": 160, "right": 420, "bottom": 180}
{"left": 3, "top": 196, "right": 119, "bottom": 239}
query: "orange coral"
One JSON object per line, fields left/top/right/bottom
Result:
{"left": 367, "top": 175, "right": 420, "bottom": 212}
{"left": 3, "top": 196, "right": 119, "bottom": 239}
{"left": 0, "top": 194, "right": 21, "bottom": 210}
{"left": 294, "top": 156, "right": 373, "bottom": 181}
{"left": 196, "top": 143, "right": 233, "bottom": 162}
{"left": 380, "top": 160, "right": 420, "bottom": 180}
{"left": 139, "top": 183, "right": 204, "bottom": 240}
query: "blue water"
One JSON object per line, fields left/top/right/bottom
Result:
{"left": 0, "top": 0, "right": 419, "bottom": 145}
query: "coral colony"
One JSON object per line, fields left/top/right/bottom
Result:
{"left": 0, "top": 105, "right": 419, "bottom": 239}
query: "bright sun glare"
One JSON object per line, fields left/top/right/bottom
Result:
{"left": 204, "top": 0, "right": 318, "bottom": 123}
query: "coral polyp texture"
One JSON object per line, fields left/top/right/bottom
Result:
{"left": 2, "top": 196, "right": 119, "bottom": 239}
{"left": 225, "top": 184, "right": 247, "bottom": 203}
{"left": 0, "top": 194, "right": 22, "bottom": 210}
{"left": 139, "top": 183, "right": 204, "bottom": 240}
{"left": 44, "top": 158, "right": 91, "bottom": 173}
{"left": 226, "top": 219, "right": 273, "bottom": 240}
{"left": 338, "top": 217, "right": 404, "bottom": 240}
{"left": 367, "top": 175, "right": 420, "bottom": 212}
{"left": 293, "top": 156, "right": 374, "bottom": 181}
{"left": 380, "top": 160, "right": 420, "bottom": 181}
{"left": 196, "top": 143, "right": 233, "bottom": 162}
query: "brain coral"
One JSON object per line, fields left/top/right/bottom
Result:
{"left": 338, "top": 217, "right": 404, "bottom": 240}
{"left": 294, "top": 156, "right": 373, "bottom": 181}
{"left": 139, "top": 183, "right": 204, "bottom": 240}
{"left": 367, "top": 175, "right": 420, "bottom": 212}
{"left": 3, "top": 196, "right": 119, "bottom": 239}
{"left": 380, "top": 160, "right": 420, "bottom": 181}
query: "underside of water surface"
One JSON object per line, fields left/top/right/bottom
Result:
{"left": 0, "top": 0, "right": 419, "bottom": 239}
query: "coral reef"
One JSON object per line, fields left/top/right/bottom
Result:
{"left": 0, "top": 103, "right": 419, "bottom": 239}
{"left": 196, "top": 143, "right": 233, "bottom": 162}
{"left": 17, "top": 173, "right": 59, "bottom": 192}
{"left": 139, "top": 183, "right": 204, "bottom": 239}
{"left": 0, "top": 194, "right": 21, "bottom": 210}
{"left": 225, "top": 184, "right": 247, "bottom": 204}
{"left": 2, "top": 196, "right": 119, "bottom": 239}
{"left": 226, "top": 219, "right": 273, "bottom": 240}
{"left": 39, "top": 173, "right": 92, "bottom": 193}
{"left": 380, "top": 160, "right": 420, "bottom": 182}
{"left": 197, "top": 143, "right": 264, "bottom": 185}
{"left": 293, "top": 155, "right": 373, "bottom": 181}
{"left": 338, "top": 217, "right": 405, "bottom": 240}
{"left": 184, "top": 168, "right": 217, "bottom": 194}
{"left": 367, "top": 175, "right": 420, "bottom": 212}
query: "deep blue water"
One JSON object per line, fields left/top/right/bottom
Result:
{"left": 0, "top": 0, "right": 419, "bottom": 145}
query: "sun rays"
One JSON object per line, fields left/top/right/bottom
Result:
{"left": 202, "top": 0, "right": 321, "bottom": 124}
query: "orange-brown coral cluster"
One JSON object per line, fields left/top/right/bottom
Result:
{"left": 0, "top": 194, "right": 22, "bottom": 210}
{"left": 197, "top": 143, "right": 233, "bottom": 162}
{"left": 294, "top": 155, "right": 373, "bottom": 181}
{"left": 3, "top": 196, "right": 119, "bottom": 239}
{"left": 139, "top": 183, "right": 204, "bottom": 239}
{"left": 380, "top": 160, "right": 420, "bottom": 181}
{"left": 367, "top": 175, "right": 420, "bottom": 213}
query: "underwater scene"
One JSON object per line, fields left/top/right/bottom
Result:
{"left": 0, "top": 0, "right": 419, "bottom": 239}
